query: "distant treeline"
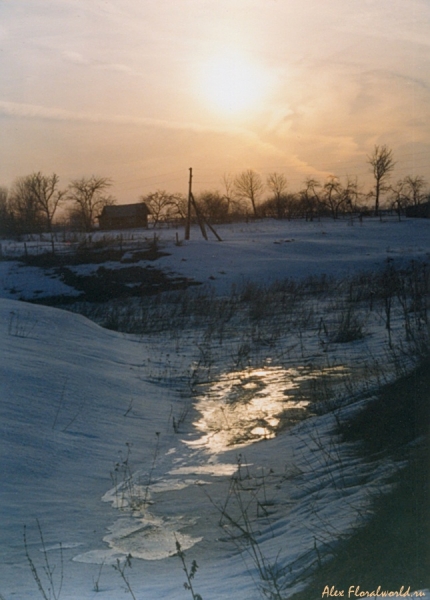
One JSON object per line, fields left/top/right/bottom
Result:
{"left": 1, "top": 145, "right": 429, "bottom": 235}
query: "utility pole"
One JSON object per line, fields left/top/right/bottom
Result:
{"left": 185, "top": 167, "right": 192, "bottom": 240}
{"left": 184, "top": 167, "right": 222, "bottom": 242}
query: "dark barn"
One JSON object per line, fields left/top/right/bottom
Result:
{"left": 98, "top": 203, "right": 150, "bottom": 230}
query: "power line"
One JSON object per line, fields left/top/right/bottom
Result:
{"left": 122, "top": 177, "right": 186, "bottom": 192}
{"left": 114, "top": 169, "right": 185, "bottom": 185}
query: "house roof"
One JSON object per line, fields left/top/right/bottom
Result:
{"left": 100, "top": 203, "right": 150, "bottom": 218}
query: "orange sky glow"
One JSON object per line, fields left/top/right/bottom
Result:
{"left": 1, "top": 0, "right": 430, "bottom": 202}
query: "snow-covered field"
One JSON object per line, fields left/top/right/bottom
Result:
{"left": 1, "top": 217, "right": 429, "bottom": 599}
{"left": 1, "top": 217, "right": 429, "bottom": 300}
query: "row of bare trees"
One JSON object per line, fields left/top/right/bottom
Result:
{"left": 1, "top": 145, "right": 428, "bottom": 235}
{"left": 141, "top": 146, "right": 428, "bottom": 226}
{"left": 0, "top": 174, "right": 114, "bottom": 234}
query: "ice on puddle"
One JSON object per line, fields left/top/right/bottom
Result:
{"left": 104, "top": 515, "right": 202, "bottom": 561}
{"left": 74, "top": 511, "right": 202, "bottom": 563}
{"left": 43, "top": 542, "right": 83, "bottom": 552}
{"left": 169, "top": 463, "right": 239, "bottom": 476}
{"left": 73, "top": 548, "right": 126, "bottom": 565}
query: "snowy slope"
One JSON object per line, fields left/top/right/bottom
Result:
{"left": 1, "top": 218, "right": 429, "bottom": 599}
{"left": 0, "top": 298, "right": 401, "bottom": 600}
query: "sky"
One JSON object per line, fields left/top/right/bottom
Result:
{"left": 1, "top": 0, "right": 430, "bottom": 203}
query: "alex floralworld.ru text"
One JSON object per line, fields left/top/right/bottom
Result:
{"left": 322, "top": 585, "right": 426, "bottom": 598}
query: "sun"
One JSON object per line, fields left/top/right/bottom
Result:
{"left": 200, "top": 51, "right": 270, "bottom": 116}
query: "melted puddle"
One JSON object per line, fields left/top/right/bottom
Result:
{"left": 77, "top": 363, "right": 348, "bottom": 564}
{"left": 187, "top": 364, "right": 347, "bottom": 452}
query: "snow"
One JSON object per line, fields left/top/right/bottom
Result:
{"left": 155, "top": 218, "right": 430, "bottom": 292}
{"left": 1, "top": 217, "right": 429, "bottom": 302}
{"left": 0, "top": 217, "right": 429, "bottom": 599}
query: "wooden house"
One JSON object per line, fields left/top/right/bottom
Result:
{"left": 98, "top": 203, "right": 150, "bottom": 230}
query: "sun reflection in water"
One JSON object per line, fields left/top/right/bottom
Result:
{"left": 187, "top": 365, "right": 321, "bottom": 453}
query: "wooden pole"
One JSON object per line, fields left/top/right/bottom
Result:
{"left": 190, "top": 192, "right": 208, "bottom": 240}
{"left": 203, "top": 216, "right": 222, "bottom": 242}
{"left": 184, "top": 167, "right": 222, "bottom": 242}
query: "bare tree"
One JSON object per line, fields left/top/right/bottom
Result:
{"left": 389, "top": 175, "right": 427, "bottom": 219}
{"left": 0, "top": 186, "right": 12, "bottom": 234}
{"left": 26, "top": 172, "right": 66, "bottom": 232}
{"left": 67, "top": 176, "right": 115, "bottom": 231}
{"left": 0, "top": 186, "right": 8, "bottom": 214}
{"left": 8, "top": 173, "right": 66, "bottom": 233}
{"left": 220, "top": 173, "right": 236, "bottom": 213}
{"left": 171, "top": 194, "right": 188, "bottom": 222}
{"left": 367, "top": 144, "right": 396, "bottom": 216}
{"left": 260, "top": 192, "right": 299, "bottom": 220}
{"left": 266, "top": 172, "right": 288, "bottom": 219}
{"left": 234, "top": 169, "right": 264, "bottom": 217}
{"left": 320, "top": 176, "right": 343, "bottom": 219}
{"left": 141, "top": 190, "right": 182, "bottom": 227}
{"left": 320, "top": 175, "right": 361, "bottom": 219}
{"left": 299, "top": 177, "right": 321, "bottom": 221}
{"left": 221, "top": 172, "right": 248, "bottom": 218}
{"left": 402, "top": 175, "right": 427, "bottom": 207}
{"left": 342, "top": 176, "right": 360, "bottom": 215}
{"left": 9, "top": 176, "right": 44, "bottom": 233}
{"left": 196, "top": 190, "right": 229, "bottom": 223}
{"left": 390, "top": 180, "right": 407, "bottom": 220}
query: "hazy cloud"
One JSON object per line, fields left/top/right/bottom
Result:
{"left": 62, "top": 51, "right": 89, "bottom": 65}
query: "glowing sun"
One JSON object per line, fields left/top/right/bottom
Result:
{"left": 200, "top": 52, "right": 270, "bottom": 116}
